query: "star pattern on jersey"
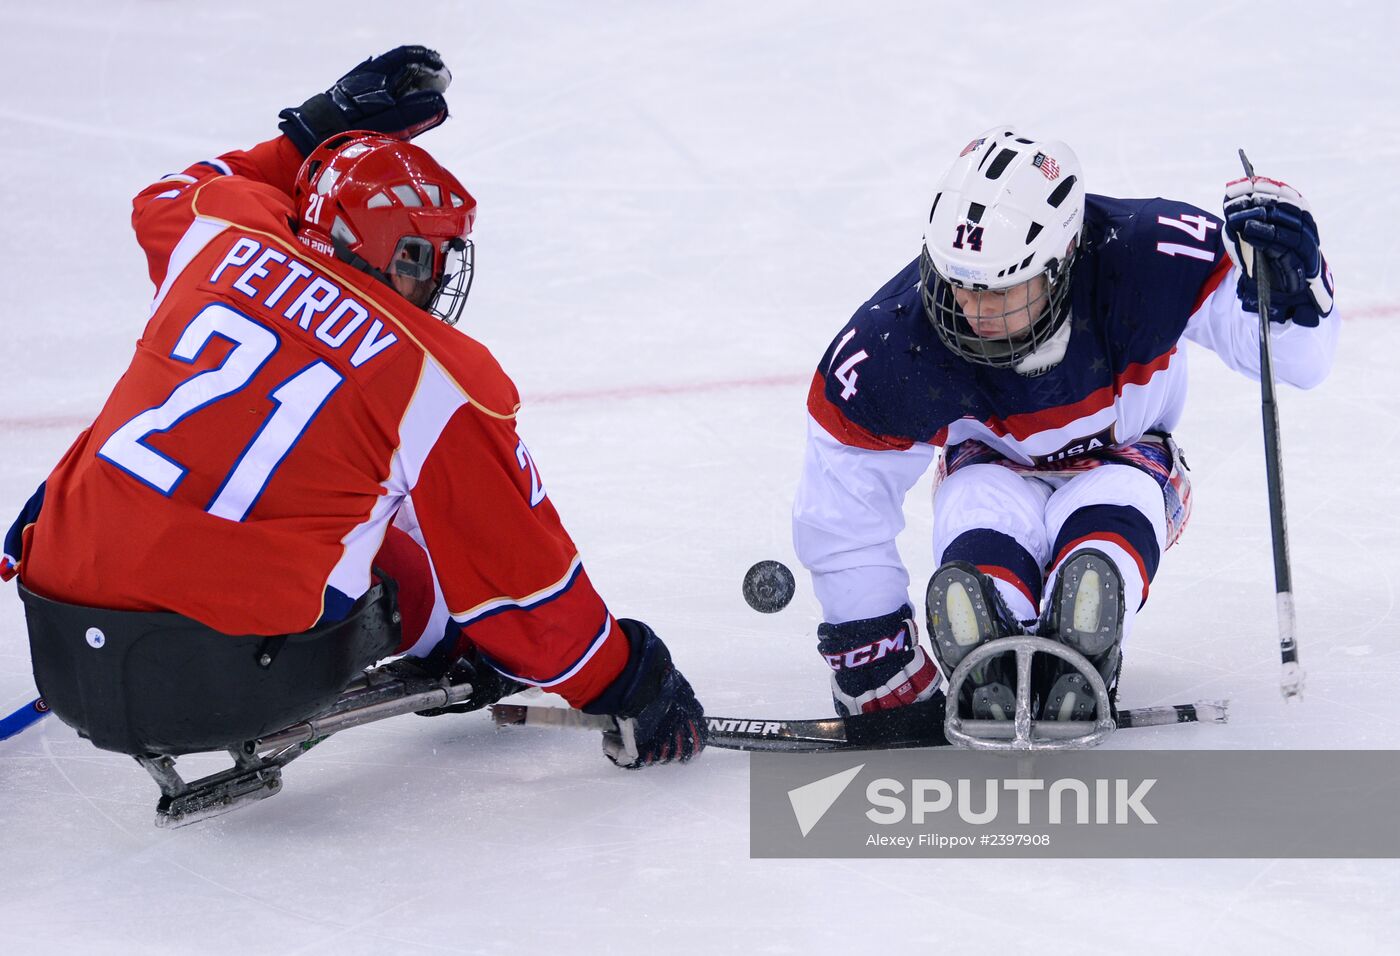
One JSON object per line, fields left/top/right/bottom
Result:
{"left": 1090, "top": 356, "right": 1107, "bottom": 373}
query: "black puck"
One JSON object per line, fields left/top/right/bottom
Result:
{"left": 742, "top": 560, "right": 795, "bottom": 613}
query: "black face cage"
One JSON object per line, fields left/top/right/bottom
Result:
{"left": 427, "top": 237, "right": 474, "bottom": 327}
{"left": 919, "top": 245, "right": 1077, "bottom": 368}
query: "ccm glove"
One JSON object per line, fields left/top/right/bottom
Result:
{"left": 1223, "top": 176, "right": 1334, "bottom": 327}
{"left": 583, "top": 619, "right": 706, "bottom": 769}
{"left": 817, "top": 604, "right": 940, "bottom": 717}
{"left": 278, "top": 45, "right": 451, "bottom": 156}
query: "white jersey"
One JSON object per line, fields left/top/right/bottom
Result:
{"left": 793, "top": 194, "right": 1338, "bottom": 625}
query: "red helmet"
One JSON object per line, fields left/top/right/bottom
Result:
{"left": 293, "top": 131, "right": 477, "bottom": 325}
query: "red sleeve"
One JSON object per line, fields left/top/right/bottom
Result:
{"left": 410, "top": 405, "right": 629, "bottom": 709}
{"left": 131, "top": 136, "right": 306, "bottom": 291}
{"left": 806, "top": 372, "right": 915, "bottom": 451}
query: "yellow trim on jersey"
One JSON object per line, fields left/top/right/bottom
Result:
{"left": 450, "top": 553, "right": 583, "bottom": 624}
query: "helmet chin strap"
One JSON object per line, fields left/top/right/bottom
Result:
{"left": 1013, "top": 317, "right": 1073, "bottom": 377}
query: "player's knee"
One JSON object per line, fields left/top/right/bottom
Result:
{"left": 373, "top": 526, "right": 435, "bottom": 652}
{"left": 933, "top": 464, "right": 1051, "bottom": 559}
{"left": 1045, "top": 465, "right": 1167, "bottom": 551}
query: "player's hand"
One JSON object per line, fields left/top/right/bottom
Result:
{"left": 386, "top": 643, "right": 525, "bottom": 717}
{"left": 817, "top": 604, "right": 940, "bottom": 716}
{"left": 278, "top": 45, "right": 451, "bottom": 156}
{"left": 1223, "top": 176, "right": 1333, "bottom": 327}
{"left": 584, "top": 619, "right": 707, "bottom": 769}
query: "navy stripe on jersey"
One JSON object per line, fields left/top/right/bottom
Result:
{"left": 941, "top": 528, "right": 1044, "bottom": 611}
{"left": 1051, "top": 504, "right": 1161, "bottom": 605}
{"left": 485, "top": 613, "right": 613, "bottom": 688}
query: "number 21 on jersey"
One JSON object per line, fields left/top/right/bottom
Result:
{"left": 98, "top": 304, "right": 342, "bottom": 522}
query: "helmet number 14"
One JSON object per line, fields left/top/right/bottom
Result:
{"left": 953, "top": 224, "right": 985, "bottom": 252}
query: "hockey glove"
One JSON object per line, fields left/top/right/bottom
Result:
{"left": 583, "top": 619, "right": 706, "bottom": 769}
{"left": 380, "top": 634, "right": 525, "bottom": 716}
{"left": 817, "top": 604, "right": 941, "bottom": 717}
{"left": 1224, "top": 176, "right": 1333, "bottom": 327}
{"left": 278, "top": 45, "right": 451, "bottom": 156}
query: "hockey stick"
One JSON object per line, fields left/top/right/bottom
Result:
{"left": 1238, "top": 149, "right": 1304, "bottom": 700}
{"left": 0, "top": 696, "right": 49, "bottom": 742}
{"left": 490, "top": 696, "right": 1229, "bottom": 754}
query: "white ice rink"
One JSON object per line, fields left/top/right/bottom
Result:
{"left": 3, "top": 2, "right": 1399, "bottom": 951}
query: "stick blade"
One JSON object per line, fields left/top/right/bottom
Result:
{"left": 1280, "top": 662, "right": 1306, "bottom": 701}
{"left": 1192, "top": 699, "right": 1231, "bottom": 724}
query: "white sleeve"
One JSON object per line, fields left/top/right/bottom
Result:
{"left": 791, "top": 413, "right": 937, "bottom": 625}
{"left": 1182, "top": 265, "right": 1339, "bottom": 389}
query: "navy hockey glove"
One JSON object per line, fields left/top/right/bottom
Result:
{"left": 817, "top": 604, "right": 941, "bottom": 717}
{"left": 583, "top": 619, "right": 706, "bottom": 769}
{"left": 1224, "top": 176, "right": 1334, "bottom": 327}
{"left": 278, "top": 45, "right": 451, "bottom": 156}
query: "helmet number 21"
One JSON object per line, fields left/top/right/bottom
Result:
{"left": 304, "top": 193, "right": 326, "bottom": 225}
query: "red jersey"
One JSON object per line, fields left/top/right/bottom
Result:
{"left": 17, "top": 137, "right": 628, "bottom": 707}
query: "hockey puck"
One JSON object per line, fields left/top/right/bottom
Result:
{"left": 742, "top": 560, "right": 795, "bottom": 613}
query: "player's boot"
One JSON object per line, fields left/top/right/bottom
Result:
{"left": 925, "top": 562, "right": 1020, "bottom": 720}
{"left": 1037, "top": 549, "right": 1124, "bottom": 721}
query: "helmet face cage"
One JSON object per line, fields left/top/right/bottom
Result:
{"left": 920, "top": 244, "right": 1077, "bottom": 368}
{"left": 427, "top": 237, "right": 474, "bottom": 327}
{"left": 384, "top": 235, "right": 475, "bottom": 326}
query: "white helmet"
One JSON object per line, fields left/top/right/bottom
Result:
{"left": 920, "top": 126, "right": 1086, "bottom": 370}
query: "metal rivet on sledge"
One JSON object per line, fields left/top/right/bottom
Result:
{"left": 85, "top": 627, "right": 106, "bottom": 649}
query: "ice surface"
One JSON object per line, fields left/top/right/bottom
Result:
{"left": 2, "top": 2, "right": 1399, "bottom": 952}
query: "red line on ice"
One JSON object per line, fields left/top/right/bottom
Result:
{"left": 1, "top": 302, "right": 1391, "bottom": 431}
{"left": 529, "top": 372, "right": 807, "bottom": 405}
{"left": 0, "top": 373, "right": 811, "bottom": 431}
